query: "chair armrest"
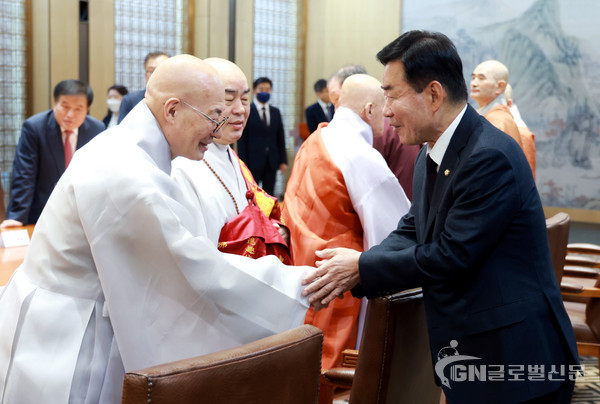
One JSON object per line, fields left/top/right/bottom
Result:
{"left": 566, "top": 256, "right": 600, "bottom": 268}
{"left": 340, "top": 349, "right": 358, "bottom": 368}
{"left": 321, "top": 367, "right": 355, "bottom": 388}
{"left": 568, "top": 243, "right": 600, "bottom": 256}
{"left": 560, "top": 282, "right": 584, "bottom": 294}
{"left": 562, "top": 286, "right": 600, "bottom": 298}
{"left": 563, "top": 266, "right": 600, "bottom": 278}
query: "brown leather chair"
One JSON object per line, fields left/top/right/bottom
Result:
{"left": 122, "top": 324, "right": 323, "bottom": 404}
{"left": 561, "top": 240, "right": 600, "bottom": 368}
{"left": 321, "top": 289, "right": 440, "bottom": 404}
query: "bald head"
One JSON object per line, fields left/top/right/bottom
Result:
{"left": 204, "top": 58, "right": 251, "bottom": 145}
{"left": 145, "top": 55, "right": 222, "bottom": 113}
{"left": 478, "top": 60, "right": 509, "bottom": 83}
{"left": 339, "top": 74, "right": 386, "bottom": 137}
{"left": 339, "top": 74, "right": 383, "bottom": 113}
{"left": 144, "top": 54, "right": 226, "bottom": 160}
{"left": 470, "top": 59, "right": 509, "bottom": 108}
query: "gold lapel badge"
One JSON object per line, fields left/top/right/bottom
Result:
{"left": 444, "top": 169, "right": 450, "bottom": 176}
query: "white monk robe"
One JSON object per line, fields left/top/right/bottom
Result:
{"left": 0, "top": 102, "right": 309, "bottom": 403}
{"left": 322, "top": 107, "right": 410, "bottom": 250}
{"left": 172, "top": 142, "right": 248, "bottom": 245}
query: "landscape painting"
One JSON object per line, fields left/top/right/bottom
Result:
{"left": 403, "top": 0, "right": 600, "bottom": 210}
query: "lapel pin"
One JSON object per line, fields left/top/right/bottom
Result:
{"left": 444, "top": 169, "right": 450, "bottom": 176}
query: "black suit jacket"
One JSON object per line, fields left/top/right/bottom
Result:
{"left": 357, "top": 105, "right": 578, "bottom": 402}
{"left": 237, "top": 103, "right": 287, "bottom": 172}
{"left": 305, "top": 102, "right": 332, "bottom": 134}
{"left": 117, "top": 89, "right": 145, "bottom": 123}
{"left": 7, "top": 110, "right": 104, "bottom": 224}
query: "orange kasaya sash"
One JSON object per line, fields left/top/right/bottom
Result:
{"left": 216, "top": 149, "right": 293, "bottom": 265}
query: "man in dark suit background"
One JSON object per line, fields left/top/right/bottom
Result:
{"left": 1, "top": 79, "right": 105, "bottom": 227}
{"left": 303, "top": 31, "right": 578, "bottom": 403}
{"left": 237, "top": 77, "right": 288, "bottom": 196}
{"left": 305, "top": 78, "right": 333, "bottom": 134}
{"left": 117, "top": 51, "right": 169, "bottom": 123}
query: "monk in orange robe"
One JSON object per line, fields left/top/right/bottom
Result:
{"left": 283, "top": 74, "right": 410, "bottom": 370}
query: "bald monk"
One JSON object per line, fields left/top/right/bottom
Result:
{"left": 283, "top": 74, "right": 411, "bottom": 369}
{"left": 172, "top": 58, "right": 290, "bottom": 260}
{"left": 505, "top": 83, "right": 536, "bottom": 179}
{"left": 0, "top": 55, "right": 311, "bottom": 403}
{"left": 470, "top": 60, "right": 523, "bottom": 149}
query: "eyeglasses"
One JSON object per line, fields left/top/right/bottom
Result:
{"left": 180, "top": 100, "right": 229, "bottom": 134}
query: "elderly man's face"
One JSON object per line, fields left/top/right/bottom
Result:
{"left": 381, "top": 60, "right": 433, "bottom": 146}
{"left": 470, "top": 63, "right": 501, "bottom": 108}
{"left": 171, "top": 90, "right": 225, "bottom": 161}
{"left": 214, "top": 70, "right": 250, "bottom": 146}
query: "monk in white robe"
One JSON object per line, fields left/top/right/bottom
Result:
{"left": 0, "top": 55, "right": 309, "bottom": 403}
{"left": 172, "top": 58, "right": 288, "bottom": 256}
{"left": 282, "top": 74, "right": 411, "bottom": 369}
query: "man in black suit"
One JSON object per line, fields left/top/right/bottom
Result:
{"left": 117, "top": 51, "right": 169, "bottom": 123}
{"left": 303, "top": 31, "right": 578, "bottom": 403}
{"left": 237, "top": 77, "right": 287, "bottom": 195}
{"left": 305, "top": 78, "right": 333, "bottom": 134}
{"left": 2, "top": 79, "right": 104, "bottom": 226}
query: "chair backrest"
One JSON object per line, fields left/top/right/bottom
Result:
{"left": 349, "top": 289, "right": 440, "bottom": 404}
{"left": 121, "top": 324, "right": 323, "bottom": 404}
{"left": 546, "top": 212, "right": 570, "bottom": 283}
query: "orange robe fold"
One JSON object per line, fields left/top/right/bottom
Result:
{"left": 484, "top": 104, "right": 536, "bottom": 178}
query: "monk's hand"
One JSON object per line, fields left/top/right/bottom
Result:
{"left": 302, "top": 248, "right": 361, "bottom": 310}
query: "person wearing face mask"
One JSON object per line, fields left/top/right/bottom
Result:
{"left": 172, "top": 59, "right": 292, "bottom": 263}
{"left": 102, "top": 84, "right": 129, "bottom": 129}
{"left": 237, "top": 77, "right": 288, "bottom": 196}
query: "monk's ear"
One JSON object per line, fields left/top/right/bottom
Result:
{"left": 164, "top": 98, "right": 179, "bottom": 122}
{"left": 362, "top": 102, "right": 374, "bottom": 123}
{"left": 428, "top": 81, "right": 444, "bottom": 112}
{"left": 497, "top": 80, "right": 507, "bottom": 94}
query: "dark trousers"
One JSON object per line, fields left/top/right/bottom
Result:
{"left": 251, "top": 166, "right": 277, "bottom": 196}
{"left": 521, "top": 380, "right": 575, "bottom": 404}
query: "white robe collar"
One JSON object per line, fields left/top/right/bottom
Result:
{"left": 120, "top": 101, "right": 173, "bottom": 175}
{"left": 325, "top": 106, "right": 373, "bottom": 146}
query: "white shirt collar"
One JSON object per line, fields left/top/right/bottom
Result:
{"left": 61, "top": 127, "right": 79, "bottom": 136}
{"left": 427, "top": 105, "right": 468, "bottom": 167}
{"left": 317, "top": 99, "right": 329, "bottom": 110}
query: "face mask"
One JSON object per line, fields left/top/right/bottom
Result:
{"left": 256, "top": 92, "right": 270, "bottom": 103}
{"left": 107, "top": 98, "right": 121, "bottom": 113}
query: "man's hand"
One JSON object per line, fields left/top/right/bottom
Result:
{"left": 279, "top": 163, "right": 288, "bottom": 174}
{"left": 302, "top": 247, "right": 361, "bottom": 310}
{"left": 0, "top": 219, "right": 23, "bottom": 228}
{"left": 273, "top": 223, "right": 290, "bottom": 244}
